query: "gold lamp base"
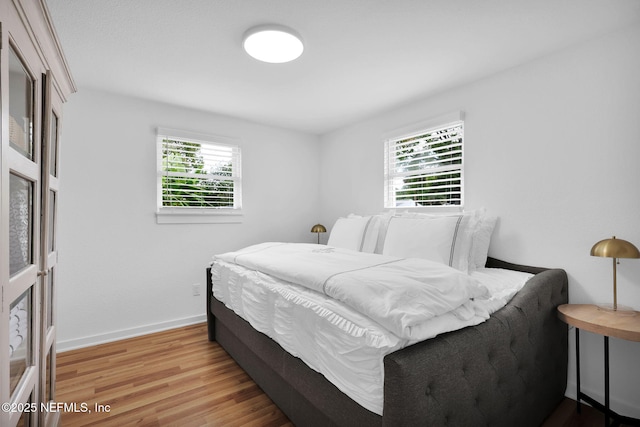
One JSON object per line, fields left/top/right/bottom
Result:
{"left": 596, "top": 303, "right": 637, "bottom": 316}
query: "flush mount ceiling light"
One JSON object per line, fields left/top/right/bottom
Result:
{"left": 243, "top": 25, "right": 304, "bottom": 63}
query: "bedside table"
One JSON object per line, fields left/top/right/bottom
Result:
{"left": 557, "top": 304, "right": 640, "bottom": 427}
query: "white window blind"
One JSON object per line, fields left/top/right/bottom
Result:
{"left": 157, "top": 131, "right": 241, "bottom": 212}
{"left": 384, "top": 120, "right": 463, "bottom": 208}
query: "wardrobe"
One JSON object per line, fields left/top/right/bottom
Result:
{"left": 1, "top": 0, "right": 75, "bottom": 426}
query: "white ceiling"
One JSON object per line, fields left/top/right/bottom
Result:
{"left": 46, "top": 0, "right": 640, "bottom": 135}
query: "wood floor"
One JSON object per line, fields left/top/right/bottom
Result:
{"left": 56, "top": 323, "right": 292, "bottom": 426}
{"left": 56, "top": 323, "right": 622, "bottom": 426}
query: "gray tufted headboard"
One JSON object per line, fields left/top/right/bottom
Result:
{"left": 382, "top": 260, "right": 568, "bottom": 426}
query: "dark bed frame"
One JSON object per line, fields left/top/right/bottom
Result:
{"left": 206, "top": 257, "right": 568, "bottom": 426}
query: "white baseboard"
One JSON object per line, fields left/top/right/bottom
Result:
{"left": 57, "top": 314, "right": 207, "bottom": 353}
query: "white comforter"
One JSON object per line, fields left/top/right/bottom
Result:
{"left": 215, "top": 242, "right": 489, "bottom": 341}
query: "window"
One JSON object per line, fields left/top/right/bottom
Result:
{"left": 156, "top": 128, "right": 242, "bottom": 224}
{"left": 384, "top": 113, "right": 463, "bottom": 208}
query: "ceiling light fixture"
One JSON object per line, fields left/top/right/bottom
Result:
{"left": 243, "top": 25, "right": 304, "bottom": 63}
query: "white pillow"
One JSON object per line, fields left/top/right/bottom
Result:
{"left": 469, "top": 212, "right": 498, "bottom": 270}
{"left": 394, "top": 209, "right": 498, "bottom": 270}
{"left": 359, "top": 216, "right": 381, "bottom": 253}
{"left": 382, "top": 214, "right": 477, "bottom": 272}
{"left": 364, "top": 212, "right": 396, "bottom": 254}
{"left": 327, "top": 216, "right": 372, "bottom": 251}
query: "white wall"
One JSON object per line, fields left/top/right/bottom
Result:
{"left": 319, "top": 24, "right": 640, "bottom": 416}
{"left": 57, "top": 89, "right": 320, "bottom": 349}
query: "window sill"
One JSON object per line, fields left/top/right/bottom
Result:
{"left": 156, "top": 209, "right": 243, "bottom": 224}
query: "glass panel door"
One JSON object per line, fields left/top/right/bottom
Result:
{"left": 49, "top": 113, "right": 59, "bottom": 178}
{"left": 9, "top": 174, "right": 33, "bottom": 276}
{"left": 41, "top": 71, "right": 60, "bottom": 339}
{"left": 3, "top": 44, "right": 42, "bottom": 427}
{"left": 2, "top": 5, "right": 73, "bottom": 425}
{"left": 45, "top": 349, "right": 53, "bottom": 404}
{"left": 40, "top": 70, "right": 62, "bottom": 426}
{"left": 8, "top": 49, "right": 34, "bottom": 160}
{"left": 15, "top": 393, "right": 33, "bottom": 427}
{"left": 8, "top": 289, "right": 32, "bottom": 396}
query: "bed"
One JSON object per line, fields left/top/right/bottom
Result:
{"left": 206, "top": 211, "right": 569, "bottom": 426}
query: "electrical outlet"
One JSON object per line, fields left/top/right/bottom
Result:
{"left": 192, "top": 283, "right": 201, "bottom": 296}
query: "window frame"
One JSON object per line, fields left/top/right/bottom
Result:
{"left": 155, "top": 128, "right": 243, "bottom": 224}
{"left": 383, "top": 111, "right": 464, "bottom": 210}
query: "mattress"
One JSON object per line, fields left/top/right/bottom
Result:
{"left": 210, "top": 260, "right": 532, "bottom": 415}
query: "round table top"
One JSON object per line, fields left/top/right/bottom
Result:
{"left": 557, "top": 304, "right": 640, "bottom": 342}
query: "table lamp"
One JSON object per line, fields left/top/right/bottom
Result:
{"left": 310, "top": 224, "right": 326, "bottom": 244}
{"left": 590, "top": 236, "right": 640, "bottom": 313}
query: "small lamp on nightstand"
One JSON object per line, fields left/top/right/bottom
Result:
{"left": 310, "top": 224, "right": 326, "bottom": 244}
{"left": 590, "top": 236, "right": 640, "bottom": 313}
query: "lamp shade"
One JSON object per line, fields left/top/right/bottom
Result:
{"left": 310, "top": 224, "right": 326, "bottom": 234}
{"left": 311, "top": 224, "right": 326, "bottom": 244}
{"left": 590, "top": 236, "right": 640, "bottom": 259}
